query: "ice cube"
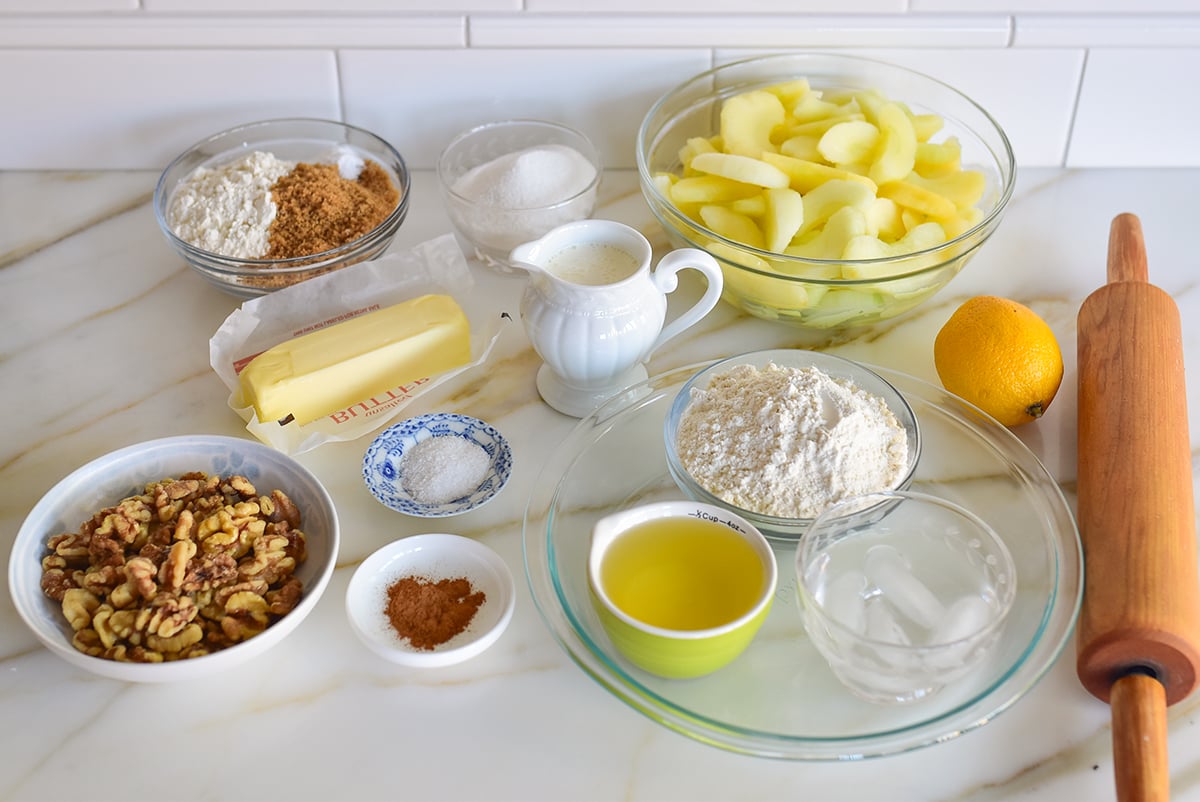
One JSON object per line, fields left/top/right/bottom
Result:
{"left": 821, "top": 569, "right": 868, "bottom": 634}
{"left": 864, "top": 544, "right": 945, "bottom": 629}
{"left": 865, "top": 596, "right": 910, "bottom": 646}
{"left": 923, "top": 596, "right": 1001, "bottom": 672}
{"left": 931, "top": 595, "right": 996, "bottom": 645}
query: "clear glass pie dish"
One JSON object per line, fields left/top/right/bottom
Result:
{"left": 523, "top": 361, "right": 1081, "bottom": 759}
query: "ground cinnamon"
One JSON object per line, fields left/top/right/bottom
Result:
{"left": 385, "top": 575, "right": 486, "bottom": 650}
{"left": 267, "top": 159, "right": 399, "bottom": 259}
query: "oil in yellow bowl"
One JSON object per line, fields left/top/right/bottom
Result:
{"left": 588, "top": 500, "right": 777, "bottom": 679}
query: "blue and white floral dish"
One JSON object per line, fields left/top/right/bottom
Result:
{"left": 363, "top": 413, "right": 512, "bottom": 517}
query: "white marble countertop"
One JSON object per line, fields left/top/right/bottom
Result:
{"left": 3, "top": 166, "right": 1200, "bottom": 802}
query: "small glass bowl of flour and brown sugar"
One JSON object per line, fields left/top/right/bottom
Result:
{"left": 154, "top": 118, "right": 410, "bottom": 298}
{"left": 664, "top": 349, "right": 921, "bottom": 541}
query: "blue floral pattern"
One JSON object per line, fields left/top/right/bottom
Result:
{"left": 362, "top": 413, "right": 512, "bottom": 517}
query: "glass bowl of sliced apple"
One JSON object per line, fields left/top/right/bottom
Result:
{"left": 637, "top": 52, "right": 1015, "bottom": 329}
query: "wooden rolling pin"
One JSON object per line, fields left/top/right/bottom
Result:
{"left": 1076, "top": 212, "right": 1200, "bottom": 802}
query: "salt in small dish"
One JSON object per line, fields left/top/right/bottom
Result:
{"left": 345, "top": 533, "right": 516, "bottom": 667}
{"left": 363, "top": 413, "right": 512, "bottom": 517}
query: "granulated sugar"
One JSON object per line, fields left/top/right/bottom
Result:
{"left": 448, "top": 143, "right": 598, "bottom": 253}
{"left": 401, "top": 435, "right": 491, "bottom": 504}
{"left": 452, "top": 144, "right": 596, "bottom": 209}
{"left": 675, "top": 362, "right": 909, "bottom": 519}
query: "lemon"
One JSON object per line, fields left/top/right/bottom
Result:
{"left": 933, "top": 295, "right": 1064, "bottom": 427}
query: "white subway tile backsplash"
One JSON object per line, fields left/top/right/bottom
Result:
{"left": 340, "top": 48, "right": 713, "bottom": 171}
{"left": 145, "top": 0, "right": 517, "bottom": 10}
{"left": 1, "top": 50, "right": 340, "bottom": 170}
{"left": 1068, "top": 48, "right": 1200, "bottom": 167}
{"left": 913, "top": 0, "right": 1198, "bottom": 10}
{"left": 0, "top": 16, "right": 466, "bottom": 48}
{"left": 527, "top": 0, "right": 904, "bottom": 10}
{"left": 1015, "top": 15, "right": 1200, "bottom": 47}
{"left": 0, "top": 3, "right": 1195, "bottom": 169}
{"left": 471, "top": 14, "right": 1010, "bottom": 49}
{"left": 0, "top": 0, "right": 133, "bottom": 10}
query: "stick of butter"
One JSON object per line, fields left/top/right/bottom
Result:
{"left": 238, "top": 294, "right": 471, "bottom": 425}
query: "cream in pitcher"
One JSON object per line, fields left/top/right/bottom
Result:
{"left": 542, "top": 242, "right": 640, "bottom": 285}
{"left": 510, "top": 220, "right": 723, "bottom": 417}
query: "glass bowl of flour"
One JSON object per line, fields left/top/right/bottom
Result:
{"left": 154, "top": 118, "right": 410, "bottom": 298}
{"left": 664, "top": 348, "right": 920, "bottom": 541}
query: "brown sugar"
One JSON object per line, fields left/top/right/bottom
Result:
{"left": 384, "top": 575, "right": 486, "bottom": 650}
{"left": 267, "top": 159, "right": 400, "bottom": 259}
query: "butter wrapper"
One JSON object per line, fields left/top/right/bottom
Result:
{"left": 210, "top": 234, "right": 506, "bottom": 455}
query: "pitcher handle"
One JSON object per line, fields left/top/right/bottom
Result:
{"left": 647, "top": 248, "right": 724, "bottom": 358}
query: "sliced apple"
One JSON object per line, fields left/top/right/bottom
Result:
{"left": 690, "top": 152, "right": 790, "bottom": 189}
{"left": 720, "top": 89, "right": 786, "bottom": 158}
{"left": 762, "top": 187, "right": 805, "bottom": 252}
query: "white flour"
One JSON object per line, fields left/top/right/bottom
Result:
{"left": 167, "top": 150, "right": 295, "bottom": 258}
{"left": 675, "top": 362, "right": 909, "bottom": 519}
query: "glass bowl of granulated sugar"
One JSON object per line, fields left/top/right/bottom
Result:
{"left": 154, "top": 118, "right": 410, "bottom": 298}
{"left": 437, "top": 119, "right": 601, "bottom": 273}
{"left": 664, "top": 348, "right": 920, "bottom": 541}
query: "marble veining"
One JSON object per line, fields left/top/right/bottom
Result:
{"left": 2, "top": 167, "right": 1200, "bottom": 801}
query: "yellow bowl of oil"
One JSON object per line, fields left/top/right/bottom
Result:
{"left": 588, "top": 501, "right": 778, "bottom": 679}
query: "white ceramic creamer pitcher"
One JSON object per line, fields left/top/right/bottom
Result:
{"left": 510, "top": 220, "right": 724, "bottom": 418}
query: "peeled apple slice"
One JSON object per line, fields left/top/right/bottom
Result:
{"left": 719, "top": 89, "right": 785, "bottom": 158}
{"left": 779, "top": 134, "right": 822, "bottom": 162}
{"left": 915, "top": 137, "right": 962, "bottom": 178}
{"left": 729, "top": 194, "right": 768, "bottom": 217}
{"left": 869, "top": 102, "right": 917, "bottom": 186}
{"left": 711, "top": 243, "right": 815, "bottom": 312}
{"left": 818, "top": 120, "right": 880, "bottom": 166}
{"left": 878, "top": 180, "right": 958, "bottom": 221}
{"left": 797, "top": 179, "right": 875, "bottom": 237}
{"left": 670, "top": 175, "right": 762, "bottom": 205}
{"left": 807, "top": 287, "right": 890, "bottom": 328}
{"left": 763, "top": 187, "right": 805, "bottom": 252}
{"left": 788, "top": 206, "right": 868, "bottom": 260}
{"left": 679, "top": 136, "right": 719, "bottom": 171}
{"left": 760, "top": 152, "right": 877, "bottom": 194}
{"left": 699, "top": 204, "right": 766, "bottom": 249}
{"left": 689, "top": 152, "right": 790, "bottom": 189}
{"left": 841, "top": 222, "right": 947, "bottom": 266}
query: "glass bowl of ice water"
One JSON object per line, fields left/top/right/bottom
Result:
{"left": 795, "top": 489, "right": 1017, "bottom": 705}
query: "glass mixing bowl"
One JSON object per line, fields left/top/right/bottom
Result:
{"left": 523, "top": 361, "right": 1080, "bottom": 759}
{"left": 154, "top": 118, "right": 410, "bottom": 298}
{"left": 637, "top": 52, "right": 1016, "bottom": 329}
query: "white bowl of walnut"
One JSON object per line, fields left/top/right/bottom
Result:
{"left": 7, "top": 435, "right": 339, "bottom": 682}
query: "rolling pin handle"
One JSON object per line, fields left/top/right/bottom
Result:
{"left": 1111, "top": 670, "right": 1170, "bottom": 802}
{"left": 1108, "top": 213, "right": 1149, "bottom": 284}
